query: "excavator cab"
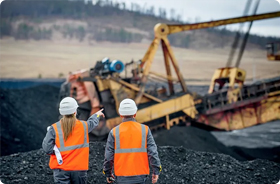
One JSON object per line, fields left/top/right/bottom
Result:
{"left": 266, "top": 42, "right": 280, "bottom": 61}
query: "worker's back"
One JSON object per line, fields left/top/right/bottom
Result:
{"left": 103, "top": 98, "right": 161, "bottom": 184}
{"left": 49, "top": 120, "right": 89, "bottom": 170}
{"left": 113, "top": 121, "right": 149, "bottom": 176}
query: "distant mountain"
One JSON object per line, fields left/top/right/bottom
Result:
{"left": 1, "top": 0, "right": 279, "bottom": 50}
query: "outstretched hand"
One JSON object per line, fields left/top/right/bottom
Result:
{"left": 95, "top": 108, "right": 105, "bottom": 118}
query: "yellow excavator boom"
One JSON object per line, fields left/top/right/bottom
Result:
{"left": 166, "top": 11, "right": 280, "bottom": 34}
{"left": 136, "top": 11, "right": 280, "bottom": 104}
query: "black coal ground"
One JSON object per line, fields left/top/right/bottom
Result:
{"left": 1, "top": 142, "right": 280, "bottom": 184}
{"left": 152, "top": 124, "right": 280, "bottom": 163}
{"left": 1, "top": 84, "right": 280, "bottom": 183}
{"left": 0, "top": 85, "right": 60, "bottom": 156}
{"left": 152, "top": 125, "right": 246, "bottom": 161}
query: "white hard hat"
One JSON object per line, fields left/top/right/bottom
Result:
{"left": 59, "top": 97, "right": 79, "bottom": 115}
{"left": 118, "top": 98, "right": 138, "bottom": 116}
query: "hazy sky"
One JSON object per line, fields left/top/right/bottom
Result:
{"left": 111, "top": 0, "right": 280, "bottom": 37}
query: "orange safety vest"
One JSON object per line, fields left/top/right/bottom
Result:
{"left": 49, "top": 120, "right": 89, "bottom": 171}
{"left": 113, "top": 121, "right": 149, "bottom": 176}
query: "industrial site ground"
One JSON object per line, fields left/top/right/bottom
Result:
{"left": 1, "top": 1, "right": 280, "bottom": 183}
{"left": 1, "top": 82, "right": 280, "bottom": 183}
{"left": 1, "top": 142, "right": 280, "bottom": 184}
{"left": 1, "top": 39, "right": 280, "bottom": 82}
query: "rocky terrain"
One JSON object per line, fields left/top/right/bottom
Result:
{"left": 1, "top": 142, "right": 280, "bottom": 184}
{"left": 0, "top": 85, "right": 60, "bottom": 156}
{"left": 1, "top": 82, "right": 280, "bottom": 183}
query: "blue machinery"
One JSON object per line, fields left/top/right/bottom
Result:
{"left": 101, "top": 57, "right": 125, "bottom": 73}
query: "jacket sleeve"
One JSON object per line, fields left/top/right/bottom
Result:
{"left": 147, "top": 127, "right": 162, "bottom": 175}
{"left": 103, "top": 130, "right": 115, "bottom": 177}
{"left": 42, "top": 126, "right": 55, "bottom": 155}
{"left": 87, "top": 114, "right": 100, "bottom": 133}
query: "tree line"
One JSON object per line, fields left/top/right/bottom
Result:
{"left": 0, "top": 0, "right": 279, "bottom": 48}
{"left": 0, "top": 0, "right": 178, "bottom": 20}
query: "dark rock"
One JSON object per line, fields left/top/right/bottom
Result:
{"left": 153, "top": 125, "right": 246, "bottom": 161}
{"left": 254, "top": 173, "right": 261, "bottom": 177}
{"left": 1, "top": 84, "right": 280, "bottom": 184}
{"left": 0, "top": 86, "right": 60, "bottom": 156}
{"left": 2, "top": 142, "right": 279, "bottom": 184}
{"left": 14, "top": 138, "right": 21, "bottom": 142}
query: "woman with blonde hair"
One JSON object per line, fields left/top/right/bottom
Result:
{"left": 42, "top": 97, "right": 104, "bottom": 184}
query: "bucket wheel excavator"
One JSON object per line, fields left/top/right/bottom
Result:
{"left": 59, "top": 9, "right": 280, "bottom": 137}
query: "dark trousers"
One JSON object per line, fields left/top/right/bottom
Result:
{"left": 116, "top": 176, "right": 147, "bottom": 184}
{"left": 53, "top": 169, "right": 87, "bottom": 184}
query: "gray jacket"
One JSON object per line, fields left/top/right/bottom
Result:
{"left": 103, "top": 118, "right": 161, "bottom": 184}
{"left": 42, "top": 114, "right": 100, "bottom": 155}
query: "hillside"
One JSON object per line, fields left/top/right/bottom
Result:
{"left": 1, "top": 0, "right": 279, "bottom": 50}
{"left": 2, "top": 39, "right": 280, "bottom": 80}
{"left": 1, "top": 0, "right": 280, "bottom": 80}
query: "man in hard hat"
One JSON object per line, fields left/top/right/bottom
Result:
{"left": 103, "top": 98, "right": 162, "bottom": 184}
{"left": 42, "top": 97, "right": 104, "bottom": 184}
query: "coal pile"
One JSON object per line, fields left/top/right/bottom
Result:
{"left": 153, "top": 125, "right": 246, "bottom": 161}
{"left": 1, "top": 142, "right": 280, "bottom": 184}
{"left": 0, "top": 85, "right": 60, "bottom": 156}
{"left": 212, "top": 121, "right": 280, "bottom": 163}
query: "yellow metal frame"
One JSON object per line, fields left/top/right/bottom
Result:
{"left": 135, "top": 11, "right": 280, "bottom": 104}
{"left": 208, "top": 67, "right": 246, "bottom": 93}
{"left": 198, "top": 91, "right": 280, "bottom": 130}
{"left": 134, "top": 37, "right": 188, "bottom": 105}
{"left": 106, "top": 93, "right": 198, "bottom": 130}
{"left": 91, "top": 11, "right": 280, "bottom": 132}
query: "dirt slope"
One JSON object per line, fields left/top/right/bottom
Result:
{"left": 1, "top": 39, "right": 280, "bottom": 82}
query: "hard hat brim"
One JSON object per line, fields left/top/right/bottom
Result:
{"left": 118, "top": 108, "right": 137, "bottom": 116}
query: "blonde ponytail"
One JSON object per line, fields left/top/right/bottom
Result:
{"left": 61, "top": 113, "right": 76, "bottom": 141}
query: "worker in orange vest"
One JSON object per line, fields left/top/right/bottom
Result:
{"left": 42, "top": 97, "right": 104, "bottom": 184}
{"left": 103, "top": 98, "right": 162, "bottom": 184}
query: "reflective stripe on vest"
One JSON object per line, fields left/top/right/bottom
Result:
{"left": 115, "top": 124, "right": 147, "bottom": 153}
{"left": 56, "top": 121, "right": 89, "bottom": 152}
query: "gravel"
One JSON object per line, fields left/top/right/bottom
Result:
{"left": 1, "top": 142, "right": 280, "bottom": 184}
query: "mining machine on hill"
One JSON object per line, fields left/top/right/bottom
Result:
{"left": 59, "top": 11, "right": 280, "bottom": 137}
